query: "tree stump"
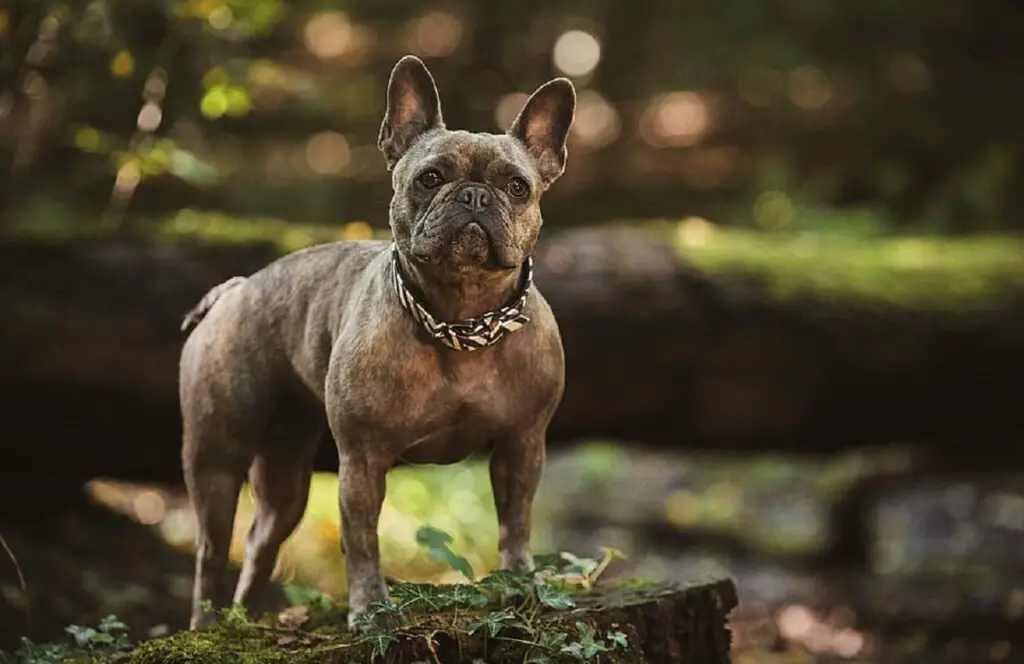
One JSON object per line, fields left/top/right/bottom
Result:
{"left": 124, "top": 578, "right": 738, "bottom": 664}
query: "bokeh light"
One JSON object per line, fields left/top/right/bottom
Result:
{"left": 571, "top": 90, "right": 620, "bottom": 149}
{"left": 304, "top": 131, "right": 351, "bottom": 175}
{"left": 403, "top": 11, "right": 464, "bottom": 58}
{"left": 494, "top": 91, "right": 531, "bottom": 130}
{"left": 753, "top": 190, "right": 796, "bottom": 229}
{"left": 639, "top": 91, "right": 712, "bottom": 148}
{"left": 552, "top": 30, "right": 601, "bottom": 78}
{"left": 136, "top": 102, "right": 162, "bottom": 132}
{"left": 788, "top": 65, "right": 833, "bottom": 110}
{"left": 304, "top": 11, "right": 355, "bottom": 59}
{"left": 889, "top": 53, "right": 932, "bottom": 94}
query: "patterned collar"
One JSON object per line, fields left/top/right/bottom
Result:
{"left": 389, "top": 244, "right": 532, "bottom": 351}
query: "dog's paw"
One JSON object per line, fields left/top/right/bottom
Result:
{"left": 498, "top": 548, "right": 535, "bottom": 574}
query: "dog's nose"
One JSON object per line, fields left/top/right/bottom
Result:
{"left": 456, "top": 184, "right": 491, "bottom": 213}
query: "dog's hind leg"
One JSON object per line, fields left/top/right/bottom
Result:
{"left": 231, "top": 438, "right": 318, "bottom": 617}
{"left": 183, "top": 434, "right": 250, "bottom": 630}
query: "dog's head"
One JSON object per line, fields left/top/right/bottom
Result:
{"left": 379, "top": 55, "right": 575, "bottom": 276}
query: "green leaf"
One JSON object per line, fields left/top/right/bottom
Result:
{"left": 98, "top": 615, "right": 128, "bottom": 633}
{"left": 560, "top": 641, "right": 585, "bottom": 659}
{"left": 415, "top": 525, "right": 475, "bottom": 580}
{"left": 65, "top": 626, "right": 96, "bottom": 648}
{"left": 583, "top": 640, "right": 609, "bottom": 659}
{"left": 537, "top": 630, "right": 568, "bottom": 652}
{"left": 560, "top": 552, "right": 600, "bottom": 577}
{"left": 533, "top": 553, "right": 562, "bottom": 572}
{"left": 575, "top": 622, "right": 596, "bottom": 642}
{"left": 608, "top": 630, "right": 629, "bottom": 648}
{"left": 392, "top": 583, "right": 447, "bottom": 612}
{"left": 441, "top": 584, "right": 486, "bottom": 609}
{"left": 561, "top": 622, "right": 609, "bottom": 661}
{"left": 90, "top": 632, "right": 115, "bottom": 645}
{"left": 467, "top": 607, "right": 516, "bottom": 637}
{"left": 363, "top": 632, "right": 398, "bottom": 658}
{"left": 479, "top": 569, "right": 530, "bottom": 603}
{"left": 537, "top": 582, "right": 575, "bottom": 610}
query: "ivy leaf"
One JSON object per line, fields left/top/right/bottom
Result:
{"left": 558, "top": 622, "right": 610, "bottom": 661}
{"left": 575, "top": 622, "right": 596, "bottom": 642}
{"left": 560, "top": 641, "right": 586, "bottom": 659}
{"left": 538, "top": 631, "right": 568, "bottom": 649}
{"left": 467, "top": 607, "right": 517, "bottom": 637}
{"left": 392, "top": 583, "right": 446, "bottom": 612}
{"left": 560, "top": 552, "right": 600, "bottom": 577}
{"left": 65, "top": 626, "right": 97, "bottom": 648}
{"left": 532, "top": 553, "right": 563, "bottom": 573}
{"left": 90, "top": 632, "right": 115, "bottom": 645}
{"left": 608, "top": 630, "right": 629, "bottom": 649}
{"left": 416, "top": 526, "right": 475, "bottom": 581}
{"left": 537, "top": 581, "right": 575, "bottom": 610}
{"left": 584, "top": 640, "right": 609, "bottom": 659}
{"left": 362, "top": 632, "right": 398, "bottom": 659}
{"left": 479, "top": 569, "right": 530, "bottom": 604}
{"left": 98, "top": 616, "right": 128, "bottom": 633}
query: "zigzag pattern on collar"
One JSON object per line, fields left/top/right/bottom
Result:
{"left": 389, "top": 244, "right": 532, "bottom": 351}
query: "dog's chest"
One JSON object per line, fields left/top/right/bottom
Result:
{"left": 399, "top": 357, "right": 518, "bottom": 463}
{"left": 339, "top": 341, "right": 528, "bottom": 464}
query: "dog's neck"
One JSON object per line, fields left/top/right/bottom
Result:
{"left": 394, "top": 250, "right": 524, "bottom": 323}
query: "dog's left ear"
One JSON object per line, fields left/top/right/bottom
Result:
{"left": 378, "top": 55, "right": 445, "bottom": 170}
{"left": 508, "top": 78, "right": 576, "bottom": 184}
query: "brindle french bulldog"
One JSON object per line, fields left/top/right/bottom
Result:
{"left": 179, "top": 54, "right": 574, "bottom": 631}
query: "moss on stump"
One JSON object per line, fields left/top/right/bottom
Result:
{"left": 121, "top": 578, "right": 737, "bottom": 664}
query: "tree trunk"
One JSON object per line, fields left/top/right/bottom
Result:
{"left": 124, "top": 579, "right": 738, "bottom": 664}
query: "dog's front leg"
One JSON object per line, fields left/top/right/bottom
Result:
{"left": 489, "top": 428, "right": 546, "bottom": 572}
{"left": 336, "top": 449, "right": 393, "bottom": 631}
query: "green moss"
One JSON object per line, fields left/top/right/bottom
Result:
{"left": 101, "top": 575, "right": 703, "bottom": 664}
{"left": 128, "top": 625, "right": 294, "bottom": 664}
{"left": 144, "top": 213, "right": 1024, "bottom": 311}
{"left": 669, "top": 224, "right": 1024, "bottom": 311}
{"left": 7, "top": 208, "right": 1022, "bottom": 312}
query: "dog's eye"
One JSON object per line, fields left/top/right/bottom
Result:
{"left": 417, "top": 169, "right": 444, "bottom": 189}
{"left": 506, "top": 176, "right": 529, "bottom": 199}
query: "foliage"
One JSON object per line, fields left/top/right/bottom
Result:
{"left": 2, "top": 0, "right": 1023, "bottom": 229}
{"left": 0, "top": 534, "right": 644, "bottom": 663}
{"left": 415, "top": 525, "right": 476, "bottom": 581}
{"left": 672, "top": 222, "right": 1024, "bottom": 311}
{"left": 1, "top": 614, "right": 132, "bottom": 664}
{"left": 286, "top": 543, "right": 639, "bottom": 664}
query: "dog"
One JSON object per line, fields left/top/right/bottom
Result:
{"left": 178, "top": 54, "right": 575, "bottom": 631}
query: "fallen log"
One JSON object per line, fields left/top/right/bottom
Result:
{"left": 2, "top": 226, "right": 1024, "bottom": 494}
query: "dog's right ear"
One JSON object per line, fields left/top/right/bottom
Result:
{"left": 378, "top": 55, "right": 444, "bottom": 170}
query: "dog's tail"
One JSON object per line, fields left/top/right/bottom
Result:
{"left": 181, "top": 276, "right": 247, "bottom": 333}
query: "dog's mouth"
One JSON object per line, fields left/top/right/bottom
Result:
{"left": 413, "top": 215, "right": 520, "bottom": 270}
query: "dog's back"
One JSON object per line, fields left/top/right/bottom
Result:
{"left": 180, "top": 276, "right": 248, "bottom": 332}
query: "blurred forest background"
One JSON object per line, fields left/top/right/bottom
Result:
{"left": 2, "top": 0, "right": 1024, "bottom": 662}
{"left": 2, "top": 0, "right": 1024, "bottom": 230}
